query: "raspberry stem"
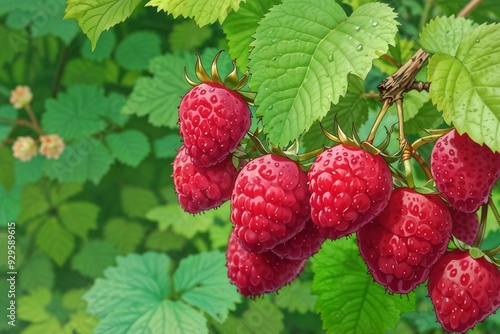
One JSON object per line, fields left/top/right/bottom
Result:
{"left": 366, "top": 99, "right": 390, "bottom": 143}
{"left": 488, "top": 197, "right": 500, "bottom": 227}
{"left": 472, "top": 202, "right": 489, "bottom": 248}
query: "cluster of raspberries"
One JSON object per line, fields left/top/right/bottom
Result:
{"left": 172, "top": 71, "right": 500, "bottom": 332}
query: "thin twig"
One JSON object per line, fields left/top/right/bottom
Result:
{"left": 458, "top": 0, "right": 483, "bottom": 17}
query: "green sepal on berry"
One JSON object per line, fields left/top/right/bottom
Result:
{"left": 184, "top": 51, "right": 256, "bottom": 105}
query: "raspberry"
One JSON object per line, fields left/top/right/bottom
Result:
{"left": 431, "top": 129, "right": 500, "bottom": 213}
{"left": 428, "top": 249, "right": 500, "bottom": 333}
{"left": 308, "top": 144, "right": 392, "bottom": 239}
{"left": 172, "top": 146, "right": 238, "bottom": 214}
{"left": 226, "top": 231, "right": 306, "bottom": 296}
{"left": 357, "top": 188, "right": 452, "bottom": 294}
{"left": 271, "top": 219, "right": 325, "bottom": 260}
{"left": 179, "top": 82, "right": 251, "bottom": 167}
{"left": 230, "top": 154, "right": 310, "bottom": 253}
{"left": 450, "top": 207, "right": 478, "bottom": 246}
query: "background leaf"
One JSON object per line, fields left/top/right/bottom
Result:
{"left": 173, "top": 251, "right": 241, "bottom": 323}
{"left": 249, "top": 0, "right": 399, "bottom": 146}
{"left": 115, "top": 31, "right": 162, "bottom": 71}
{"left": 419, "top": 16, "right": 476, "bottom": 56}
{"left": 106, "top": 130, "right": 150, "bottom": 167}
{"left": 104, "top": 217, "right": 145, "bottom": 253}
{"left": 71, "top": 240, "right": 119, "bottom": 278}
{"left": 35, "top": 217, "right": 75, "bottom": 266}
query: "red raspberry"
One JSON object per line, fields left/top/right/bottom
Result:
{"left": 179, "top": 82, "right": 251, "bottom": 167}
{"left": 226, "top": 231, "right": 306, "bottom": 296}
{"left": 428, "top": 249, "right": 500, "bottom": 333}
{"left": 357, "top": 188, "right": 452, "bottom": 294}
{"left": 230, "top": 154, "right": 310, "bottom": 253}
{"left": 450, "top": 207, "right": 478, "bottom": 246}
{"left": 271, "top": 219, "right": 325, "bottom": 260}
{"left": 172, "top": 146, "right": 238, "bottom": 213}
{"left": 431, "top": 129, "right": 500, "bottom": 213}
{"left": 308, "top": 144, "right": 392, "bottom": 239}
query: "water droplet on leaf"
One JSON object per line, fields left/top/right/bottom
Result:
{"left": 372, "top": 21, "right": 378, "bottom": 27}
{"left": 357, "top": 44, "right": 363, "bottom": 51}
{"left": 327, "top": 54, "right": 333, "bottom": 62}
{"left": 355, "top": 26, "right": 360, "bottom": 31}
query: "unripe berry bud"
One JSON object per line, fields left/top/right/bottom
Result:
{"left": 39, "top": 134, "right": 65, "bottom": 160}
{"left": 10, "top": 85, "right": 33, "bottom": 109}
{"left": 12, "top": 136, "right": 37, "bottom": 162}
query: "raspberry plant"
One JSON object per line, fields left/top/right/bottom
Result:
{"left": 1, "top": 0, "right": 500, "bottom": 334}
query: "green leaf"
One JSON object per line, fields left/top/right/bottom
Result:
{"left": 0, "top": 184, "right": 21, "bottom": 225}
{"left": 65, "top": 311, "right": 99, "bottom": 334}
{"left": 115, "top": 31, "right": 162, "bottom": 71}
{"left": 31, "top": 1, "right": 79, "bottom": 44}
{"left": 249, "top": 0, "right": 399, "bottom": 146}
{"left": 222, "top": 0, "right": 282, "bottom": 70}
{"left": 62, "top": 288, "right": 88, "bottom": 311}
{"left": 14, "top": 155, "right": 44, "bottom": 185}
{"left": 42, "top": 85, "right": 108, "bottom": 140}
{"left": 71, "top": 240, "right": 119, "bottom": 278}
{"left": 104, "top": 217, "right": 145, "bottom": 253}
{"left": 83, "top": 252, "right": 208, "bottom": 333}
{"left": 145, "top": 228, "right": 187, "bottom": 251}
{"left": 49, "top": 183, "right": 84, "bottom": 206}
{"left": 419, "top": 16, "right": 476, "bottom": 56}
{"left": 146, "top": 0, "right": 244, "bottom": 26}
{"left": 0, "top": 104, "right": 16, "bottom": 141}
{"left": 121, "top": 186, "right": 158, "bottom": 217}
{"left": 401, "top": 91, "right": 443, "bottom": 135}
{"left": 208, "top": 223, "right": 232, "bottom": 249}
{"left": 169, "top": 20, "right": 213, "bottom": 52}
{"left": 174, "top": 251, "right": 240, "bottom": 323}
{"left": 312, "top": 238, "right": 415, "bottom": 333}
{"left": 17, "top": 287, "right": 52, "bottom": 323}
{"left": 274, "top": 280, "right": 317, "bottom": 314}
{"left": 84, "top": 252, "right": 172, "bottom": 318}
{"left": 62, "top": 59, "right": 106, "bottom": 86}
{"left": 146, "top": 204, "right": 212, "bottom": 238}
{"left": 21, "top": 317, "right": 65, "bottom": 334}
{"left": 106, "top": 130, "right": 150, "bottom": 167}
{"left": 0, "top": 147, "right": 15, "bottom": 189}
{"left": 44, "top": 140, "right": 114, "bottom": 184}
{"left": 35, "top": 217, "right": 75, "bottom": 266}
{"left": 95, "top": 300, "right": 208, "bottom": 334}
{"left": 427, "top": 23, "right": 500, "bottom": 152}
{"left": 302, "top": 76, "right": 371, "bottom": 150}
{"left": 58, "top": 201, "right": 100, "bottom": 238}
{"left": 373, "top": 36, "right": 416, "bottom": 75}
{"left": 81, "top": 29, "right": 117, "bottom": 62}
{"left": 154, "top": 134, "right": 182, "bottom": 159}
{"left": 19, "top": 251, "right": 55, "bottom": 292}
{"left": 213, "top": 298, "right": 284, "bottom": 334}
{"left": 19, "top": 183, "right": 50, "bottom": 223}
{"left": 64, "top": 0, "right": 143, "bottom": 49}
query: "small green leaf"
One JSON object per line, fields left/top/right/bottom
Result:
{"left": 115, "top": 31, "right": 161, "bottom": 71}
{"left": 14, "top": 155, "right": 44, "bottom": 185}
{"left": 249, "top": 0, "right": 399, "bottom": 146}
{"left": 121, "top": 186, "right": 158, "bottom": 217}
{"left": 19, "top": 183, "right": 50, "bottom": 223}
{"left": 169, "top": 20, "right": 213, "bottom": 52}
{"left": 0, "top": 184, "right": 21, "bottom": 225}
{"left": 71, "top": 240, "right": 119, "bottom": 278}
{"left": 18, "top": 251, "right": 54, "bottom": 291}
{"left": 0, "top": 104, "right": 16, "bottom": 141}
{"left": 104, "top": 217, "right": 145, "bottom": 253}
{"left": 373, "top": 36, "right": 416, "bottom": 75}
{"left": 81, "top": 29, "right": 117, "bottom": 62}
{"left": 146, "top": 204, "right": 212, "bottom": 238}
{"left": 145, "top": 228, "right": 187, "bottom": 251}
{"left": 44, "top": 140, "right": 114, "bottom": 184}
{"left": 42, "top": 85, "right": 108, "bottom": 140}
{"left": 154, "top": 134, "right": 182, "bottom": 159}
{"left": 312, "top": 238, "right": 415, "bottom": 333}
{"left": 274, "top": 280, "right": 317, "bottom": 314}
{"left": 58, "top": 201, "right": 100, "bottom": 238}
{"left": 32, "top": 2, "right": 79, "bottom": 44}
{"left": 146, "top": 0, "right": 244, "bottom": 26}
{"left": 17, "top": 287, "right": 52, "bottom": 323}
{"left": 49, "top": 183, "right": 84, "bottom": 206}
{"left": 62, "top": 59, "right": 106, "bottom": 86}
{"left": 64, "top": 0, "right": 143, "bottom": 49}
{"left": 428, "top": 23, "right": 500, "bottom": 152}
{"left": 222, "top": 0, "right": 281, "bottom": 70}
{"left": 174, "top": 251, "right": 240, "bottom": 323}
{"left": 65, "top": 311, "right": 99, "bottom": 334}
{"left": 106, "top": 130, "right": 150, "bottom": 167}
{"left": 208, "top": 223, "right": 232, "bottom": 249}
{"left": 36, "top": 217, "right": 75, "bottom": 266}
{"left": 420, "top": 16, "right": 476, "bottom": 56}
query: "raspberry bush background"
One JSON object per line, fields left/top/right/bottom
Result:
{"left": 0, "top": 0, "right": 500, "bottom": 333}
